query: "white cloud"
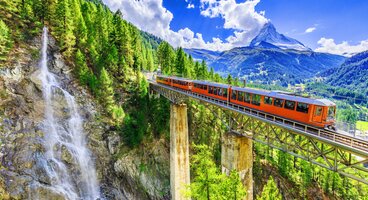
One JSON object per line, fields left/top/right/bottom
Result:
{"left": 187, "top": 3, "right": 195, "bottom": 9}
{"left": 315, "top": 38, "right": 368, "bottom": 56}
{"left": 200, "top": 0, "right": 269, "bottom": 47}
{"left": 102, "top": 0, "right": 268, "bottom": 51}
{"left": 305, "top": 27, "right": 316, "bottom": 33}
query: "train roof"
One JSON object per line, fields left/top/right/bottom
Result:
{"left": 165, "top": 76, "right": 193, "bottom": 82}
{"left": 157, "top": 76, "right": 335, "bottom": 106}
{"left": 192, "top": 80, "right": 229, "bottom": 88}
{"left": 232, "top": 86, "right": 335, "bottom": 106}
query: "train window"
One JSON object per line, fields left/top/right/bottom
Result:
{"left": 209, "top": 86, "right": 213, "bottom": 94}
{"left": 328, "top": 106, "right": 335, "bottom": 120}
{"left": 237, "top": 92, "right": 244, "bottom": 101}
{"left": 274, "top": 98, "right": 284, "bottom": 107}
{"left": 223, "top": 88, "right": 228, "bottom": 97}
{"left": 296, "top": 103, "right": 309, "bottom": 113}
{"left": 251, "top": 94, "right": 261, "bottom": 106}
{"left": 314, "top": 107, "right": 322, "bottom": 116}
{"left": 284, "top": 100, "right": 295, "bottom": 110}
{"left": 218, "top": 88, "right": 223, "bottom": 96}
{"left": 214, "top": 87, "right": 218, "bottom": 95}
{"left": 244, "top": 93, "right": 251, "bottom": 103}
{"left": 264, "top": 96, "right": 273, "bottom": 105}
{"left": 232, "top": 91, "right": 237, "bottom": 100}
{"left": 203, "top": 85, "right": 207, "bottom": 90}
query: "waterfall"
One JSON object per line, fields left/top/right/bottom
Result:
{"left": 37, "top": 27, "right": 101, "bottom": 200}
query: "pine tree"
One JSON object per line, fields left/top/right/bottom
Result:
{"left": 175, "top": 47, "right": 186, "bottom": 76}
{"left": 219, "top": 170, "right": 247, "bottom": 200}
{"left": 301, "top": 160, "right": 313, "bottom": 188}
{"left": 227, "top": 74, "right": 233, "bottom": 85}
{"left": 106, "top": 44, "right": 119, "bottom": 74}
{"left": 196, "top": 60, "right": 208, "bottom": 80}
{"left": 209, "top": 67, "right": 214, "bottom": 81}
{"left": 111, "top": 10, "right": 133, "bottom": 68}
{"left": 157, "top": 41, "right": 175, "bottom": 74}
{"left": 75, "top": 49, "right": 90, "bottom": 84}
{"left": 277, "top": 150, "right": 290, "bottom": 177}
{"left": 54, "top": 0, "right": 76, "bottom": 57}
{"left": 187, "top": 144, "right": 221, "bottom": 199}
{"left": 187, "top": 55, "right": 194, "bottom": 78}
{"left": 0, "top": 20, "right": 12, "bottom": 60}
{"left": 234, "top": 77, "right": 239, "bottom": 86}
{"left": 146, "top": 48, "right": 154, "bottom": 71}
{"left": 99, "top": 67, "right": 115, "bottom": 114}
{"left": 193, "top": 61, "right": 200, "bottom": 79}
{"left": 257, "top": 176, "right": 282, "bottom": 200}
{"left": 71, "top": 0, "right": 87, "bottom": 48}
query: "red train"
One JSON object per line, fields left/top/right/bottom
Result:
{"left": 156, "top": 75, "right": 336, "bottom": 129}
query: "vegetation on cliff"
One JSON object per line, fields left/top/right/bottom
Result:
{"left": 1, "top": 0, "right": 368, "bottom": 199}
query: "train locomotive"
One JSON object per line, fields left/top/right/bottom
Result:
{"left": 156, "top": 75, "right": 336, "bottom": 129}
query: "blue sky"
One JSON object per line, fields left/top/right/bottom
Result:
{"left": 103, "top": 0, "right": 368, "bottom": 55}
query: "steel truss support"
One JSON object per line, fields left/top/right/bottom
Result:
{"left": 150, "top": 82, "right": 368, "bottom": 184}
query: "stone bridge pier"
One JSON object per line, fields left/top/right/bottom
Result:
{"left": 222, "top": 132, "right": 253, "bottom": 200}
{"left": 169, "top": 102, "right": 253, "bottom": 200}
{"left": 170, "top": 103, "right": 190, "bottom": 200}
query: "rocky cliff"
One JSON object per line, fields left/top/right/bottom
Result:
{"left": 0, "top": 33, "right": 170, "bottom": 199}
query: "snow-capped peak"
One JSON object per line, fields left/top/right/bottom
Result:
{"left": 250, "top": 23, "right": 310, "bottom": 51}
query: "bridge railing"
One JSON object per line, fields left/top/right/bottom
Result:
{"left": 335, "top": 121, "right": 368, "bottom": 141}
{"left": 149, "top": 81, "right": 368, "bottom": 157}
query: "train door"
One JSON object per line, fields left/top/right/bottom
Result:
{"left": 312, "top": 106, "right": 323, "bottom": 123}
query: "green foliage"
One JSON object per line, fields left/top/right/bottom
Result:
{"left": 149, "top": 96, "right": 170, "bottom": 137}
{"left": 111, "top": 105, "right": 125, "bottom": 124}
{"left": 257, "top": 176, "right": 282, "bottom": 200}
{"left": 219, "top": 170, "right": 247, "bottom": 200}
{"left": 54, "top": 0, "right": 76, "bottom": 57}
{"left": 337, "top": 108, "right": 357, "bottom": 123}
{"left": 99, "top": 67, "right": 116, "bottom": 114}
{"left": 175, "top": 47, "right": 186, "bottom": 76}
{"left": 186, "top": 144, "right": 246, "bottom": 200}
{"left": 0, "top": 20, "right": 12, "bottom": 61}
{"left": 226, "top": 74, "right": 233, "bottom": 85}
{"left": 157, "top": 41, "right": 175, "bottom": 74}
{"left": 277, "top": 150, "right": 291, "bottom": 178}
{"left": 197, "top": 60, "right": 209, "bottom": 80}
{"left": 121, "top": 73, "right": 149, "bottom": 147}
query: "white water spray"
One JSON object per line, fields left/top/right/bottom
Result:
{"left": 37, "top": 27, "right": 100, "bottom": 200}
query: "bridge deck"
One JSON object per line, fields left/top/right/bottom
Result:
{"left": 149, "top": 80, "right": 368, "bottom": 158}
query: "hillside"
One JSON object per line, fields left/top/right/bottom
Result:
{"left": 325, "top": 50, "right": 368, "bottom": 95}
{"left": 185, "top": 47, "right": 345, "bottom": 86}
{"left": 0, "top": 0, "right": 367, "bottom": 199}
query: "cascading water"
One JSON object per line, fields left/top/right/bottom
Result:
{"left": 37, "top": 27, "right": 101, "bottom": 200}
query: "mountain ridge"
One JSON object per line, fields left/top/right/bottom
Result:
{"left": 249, "top": 23, "right": 310, "bottom": 51}
{"left": 185, "top": 23, "right": 345, "bottom": 86}
{"left": 324, "top": 50, "right": 368, "bottom": 94}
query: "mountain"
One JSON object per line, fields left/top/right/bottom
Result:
{"left": 324, "top": 50, "right": 368, "bottom": 94}
{"left": 185, "top": 23, "right": 345, "bottom": 86}
{"left": 249, "top": 23, "right": 310, "bottom": 51}
{"left": 185, "top": 47, "right": 345, "bottom": 86}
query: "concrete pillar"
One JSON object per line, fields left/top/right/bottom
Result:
{"left": 170, "top": 104, "right": 190, "bottom": 200}
{"left": 222, "top": 132, "right": 253, "bottom": 200}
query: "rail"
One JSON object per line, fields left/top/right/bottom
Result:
{"left": 149, "top": 80, "right": 368, "bottom": 158}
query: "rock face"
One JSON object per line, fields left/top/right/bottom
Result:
{"left": 0, "top": 33, "right": 170, "bottom": 199}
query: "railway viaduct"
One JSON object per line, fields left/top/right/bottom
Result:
{"left": 147, "top": 77, "right": 368, "bottom": 200}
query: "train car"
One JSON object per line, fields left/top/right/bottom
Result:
{"left": 192, "top": 80, "right": 230, "bottom": 101}
{"left": 230, "top": 86, "right": 336, "bottom": 128}
{"left": 156, "top": 75, "right": 172, "bottom": 86}
{"left": 170, "top": 76, "right": 193, "bottom": 91}
{"left": 155, "top": 75, "right": 336, "bottom": 129}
